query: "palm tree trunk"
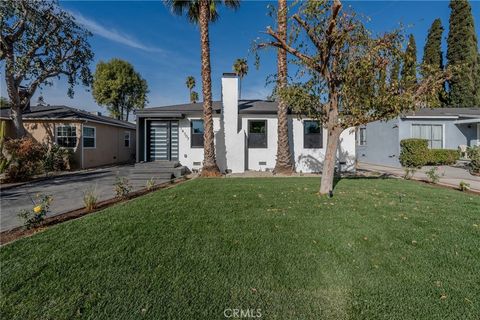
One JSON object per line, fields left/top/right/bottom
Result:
{"left": 199, "top": 0, "right": 220, "bottom": 176}
{"left": 274, "top": 0, "right": 294, "bottom": 174}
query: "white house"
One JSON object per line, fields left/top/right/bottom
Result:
{"left": 135, "top": 73, "right": 355, "bottom": 173}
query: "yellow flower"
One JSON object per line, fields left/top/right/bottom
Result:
{"left": 33, "top": 205, "right": 42, "bottom": 213}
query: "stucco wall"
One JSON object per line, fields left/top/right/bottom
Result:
{"left": 356, "top": 119, "right": 400, "bottom": 167}
{"left": 82, "top": 121, "right": 136, "bottom": 169}
{"left": 23, "top": 120, "right": 83, "bottom": 168}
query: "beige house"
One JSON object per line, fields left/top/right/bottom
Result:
{"left": 1, "top": 105, "right": 136, "bottom": 169}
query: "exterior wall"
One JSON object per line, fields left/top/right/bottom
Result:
{"left": 82, "top": 121, "right": 136, "bottom": 169}
{"left": 356, "top": 118, "right": 400, "bottom": 167}
{"left": 399, "top": 118, "right": 471, "bottom": 149}
{"left": 153, "top": 114, "right": 355, "bottom": 173}
{"left": 23, "top": 120, "right": 83, "bottom": 168}
{"left": 4, "top": 119, "right": 135, "bottom": 169}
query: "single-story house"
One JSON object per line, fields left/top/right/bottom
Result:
{"left": 356, "top": 108, "right": 480, "bottom": 167}
{"left": 135, "top": 73, "right": 355, "bottom": 173}
{"left": 0, "top": 105, "right": 136, "bottom": 169}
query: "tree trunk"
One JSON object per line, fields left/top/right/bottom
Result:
{"left": 319, "top": 99, "right": 342, "bottom": 195}
{"left": 10, "top": 104, "right": 26, "bottom": 138}
{"left": 274, "top": 0, "right": 294, "bottom": 174}
{"left": 199, "top": 0, "right": 220, "bottom": 176}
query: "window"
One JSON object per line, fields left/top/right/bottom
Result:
{"left": 56, "top": 125, "right": 77, "bottom": 148}
{"left": 83, "top": 126, "right": 96, "bottom": 148}
{"left": 191, "top": 119, "right": 204, "bottom": 148}
{"left": 412, "top": 124, "right": 443, "bottom": 148}
{"left": 304, "top": 120, "right": 322, "bottom": 148}
{"left": 248, "top": 120, "right": 267, "bottom": 148}
{"left": 357, "top": 127, "right": 367, "bottom": 146}
{"left": 124, "top": 131, "right": 131, "bottom": 147}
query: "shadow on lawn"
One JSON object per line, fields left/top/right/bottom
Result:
{"left": 332, "top": 173, "right": 395, "bottom": 192}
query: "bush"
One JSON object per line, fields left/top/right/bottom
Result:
{"left": 42, "top": 144, "right": 73, "bottom": 173}
{"left": 427, "top": 149, "right": 460, "bottom": 165}
{"left": 114, "top": 176, "right": 132, "bottom": 199}
{"left": 399, "top": 139, "right": 429, "bottom": 168}
{"left": 4, "top": 138, "right": 45, "bottom": 181}
{"left": 425, "top": 167, "right": 441, "bottom": 184}
{"left": 83, "top": 187, "right": 98, "bottom": 211}
{"left": 467, "top": 146, "right": 480, "bottom": 174}
{"left": 18, "top": 194, "right": 52, "bottom": 229}
{"left": 459, "top": 181, "right": 470, "bottom": 192}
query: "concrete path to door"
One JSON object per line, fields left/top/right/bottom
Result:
{"left": 358, "top": 162, "right": 480, "bottom": 192}
{"left": 0, "top": 165, "right": 170, "bottom": 232}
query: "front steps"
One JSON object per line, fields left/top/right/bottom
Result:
{"left": 131, "top": 161, "right": 188, "bottom": 182}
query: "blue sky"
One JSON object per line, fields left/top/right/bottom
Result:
{"left": 1, "top": 0, "right": 479, "bottom": 114}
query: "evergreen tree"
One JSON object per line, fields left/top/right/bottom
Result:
{"left": 446, "top": 0, "right": 479, "bottom": 107}
{"left": 401, "top": 34, "right": 417, "bottom": 90}
{"left": 422, "top": 19, "right": 446, "bottom": 105}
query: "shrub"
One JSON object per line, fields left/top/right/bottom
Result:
{"left": 425, "top": 167, "right": 440, "bottom": 184}
{"left": 42, "top": 144, "right": 73, "bottom": 173}
{"left": 18, "top": 194, "right": 52, "bottom": 229}
{"left": 146, "top": 178, "right": 155, "bottom": 191}
{"left": 114, "top": 176, "right": 132, "bottom": 199}
{"left": 83, "top": 187, "right": 98, "bottom": 211}
{"left": 467, "top": 146, "right": 480, "bottom": 174}
{"left": 459, "top": 181, "right": 470, "bottom": 192}
{"left": 399, "top": 139, "right": 429, "bottom": 168}
{"left": 427, "top": 149, "right": 460, "bottom": 165}
{"left": 4, "top": 138, "right": 45, "bottom": 181}
{"left": 403, "top": 167, "right": 416, "bottom": 180}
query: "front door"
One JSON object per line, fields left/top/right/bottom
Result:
{"left": 148, "top": 120, "right": 179, "bottom": 161}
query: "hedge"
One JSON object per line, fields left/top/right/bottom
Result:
{"left": 427, "top": 149, "right": 460, "bottom": 165}
{"left": 399, "top": 139, "right": 429, "bottom": 168}
{"left": 399, "top": 139, "right": 460, "bottom": 167}
{"left": 467, "top": 146, "right": 480, "bottom": 174}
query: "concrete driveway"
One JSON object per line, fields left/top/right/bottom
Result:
{"left": 358, "top": 162, "right": 480, "bottom": 192}
{"left": 0, "top": 165, "right": 168, "bottom": 232}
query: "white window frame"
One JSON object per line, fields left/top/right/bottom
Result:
{"left": 56, "top": 125, "right": 77, "bottom": 149}
{"left": 124, "top": 131, "right": 131, "bottom": 148}
{"left": 82, "top": 126, "right": 96, "bottom": 149}
{"left": 410, "top": 123, "right": 445, "bottom": 149}
{"left": 357, "top": 127, "right": 367, "bottom": 146}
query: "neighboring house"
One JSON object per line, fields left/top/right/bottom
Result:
{"left": 0, "top": 105, "right": 136, "bottom": 169}
{"left": 135, "top": 73, "right": 355, "bottom": 173}
{"left": 356, "top": 108, "right": 480, "bottom": 167}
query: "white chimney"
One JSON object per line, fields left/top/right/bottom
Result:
{"left": 221, "top": 73, "right": 244, "bottom": 172}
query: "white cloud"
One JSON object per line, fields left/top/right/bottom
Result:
{"left": 69, "top": 11, "right": 163, "bottom": 53}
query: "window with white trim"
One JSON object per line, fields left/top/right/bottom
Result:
{"left": 56, "top": 125, "right": 77, "bottom": 148}
{"left": 303, "top": 120, "right": 323, "bottom": 148}
{"left": 357, "top": 127, "right": 367, "bottom": 146}
{"left": 83, "top": 126, "right": 96, "bottom": 148}
{"left": 412, "top": 124, "right": 443, "bottom": 148}
{"left": 124, "top": 131, "right": 131, "bottom": 147}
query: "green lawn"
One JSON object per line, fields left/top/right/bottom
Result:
{"left": 1, "top": 177, "right": 479, "bottom": 319}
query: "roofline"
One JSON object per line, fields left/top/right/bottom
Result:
{"left": 0, "top": 117, "right": 135, "bottom": 129}
{"left": 402, "top": 115, "right": 459, "bottom": 119}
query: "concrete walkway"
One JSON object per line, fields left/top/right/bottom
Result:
{"left": 0, "top": 165, "right": 169, "bottom": 232}
{"left": 358, "top": 162, "right": 480, "bottom": 192}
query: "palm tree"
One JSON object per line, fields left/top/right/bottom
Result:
{"left": 185, "top": 75, "right": 196, "bottom": 101}
{"left": 190, "top": 91, "right": 199, "bottom": 103}
{"left": 165, "top": 0, "right": 240, "bottom": 176}
{"left": 274, "top": 0, "right": 293, "bottom": 174}
{"left": 233, "top": 58, "right": 248, "bottom": 99}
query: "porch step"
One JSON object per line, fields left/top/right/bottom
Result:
{"left": 135, "top": 161, "right": 180, "bottom": 168}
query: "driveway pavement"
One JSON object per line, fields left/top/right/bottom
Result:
{"left": 0, "top": 165, "right": 168, "bottom": 232}
{"left": 358, "top": 162, "right": 480, "bottom": 192}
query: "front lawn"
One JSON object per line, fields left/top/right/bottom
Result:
{"left": 1, "top": 177, "right": 479, "bottom": 319}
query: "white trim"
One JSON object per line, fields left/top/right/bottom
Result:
{"left": 144, "top": 119, "right": 147, "bottom": 161}
{"left": 454, "top": 118, "right": 480, "bottom": 124}
{"left": 410, "top": 123, "right": 444, "bottom": 149}
{"left": 403, "top": 115, "right": 458, "bottom": 119}
{"left": 82, "top": 125, "right": 96, "bottom": 149}
{"left": 55, "top": 124, "right": 78, "bottom": 149}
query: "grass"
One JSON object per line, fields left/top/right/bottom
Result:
{"left": 1, "top": 177, "right": 479, "bottom": 319}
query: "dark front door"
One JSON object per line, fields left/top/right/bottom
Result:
{"left": 148, "top": 120, "right": 179, "bottom": 161}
